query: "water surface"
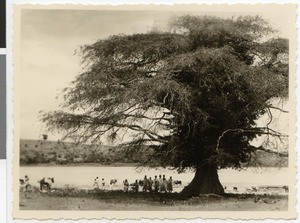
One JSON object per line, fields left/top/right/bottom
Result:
{"left": 20, "top": 166, "right": 289, "bottom": 193}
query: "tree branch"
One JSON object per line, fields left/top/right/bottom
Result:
{"left": 249, "top": 145, "right": 288, "bottom": 157}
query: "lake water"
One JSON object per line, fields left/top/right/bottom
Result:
{"left": 20, "top": 166, "right": 289, "bottom": 193}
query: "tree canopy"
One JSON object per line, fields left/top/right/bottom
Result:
{"left": 42, "top": 15, "right": 289, "bottom": 196}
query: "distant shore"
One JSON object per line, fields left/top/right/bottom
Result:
{"left": 19, "top": 139, "right": 288, "bottom": 168}
{"left": 20, "top": 162, "right": 140, "bottom": 167}
{"left": 19, "top": 162, "right": 288, "bottom": 169}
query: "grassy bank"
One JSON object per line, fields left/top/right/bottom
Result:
{"left": 20, "top": 187, "right": 288, "bottom": 211}
{"left": 20, "top": 139, "right": 152, "bottom": 165}
{"left": 20, "top": 139, "right": 288, "bottom": 167}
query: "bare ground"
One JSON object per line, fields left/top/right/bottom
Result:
{"left": 19, "top": 188, "right": 288, "bottom": 211}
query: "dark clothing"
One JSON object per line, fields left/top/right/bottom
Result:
{"left": 39, "top": 178, "right": 45, "bottom": 190}
{"left": 143, "top": 178, "right": 148, "bottom": 192}
{"left": 167, "top": 179, "right": 173, "bottom": 193}
{"left": 148, "top": 179, "right": 153, "bottom": 192}
{"left": 154, "top": 179, "right": 159, "bottom": 193}
{"left": 134, "top": 182, "right": 139, "bottom": 192}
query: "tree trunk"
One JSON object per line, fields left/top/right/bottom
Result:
{"left": 180, "top": 165, "right": 224, "bottom": 198}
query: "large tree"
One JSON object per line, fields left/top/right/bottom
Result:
{"left": 42, "top": 15, "right": 289, "bottom": 197}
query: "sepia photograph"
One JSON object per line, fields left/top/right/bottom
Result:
{"left": 13, "top": 3, "right": 297, "bottom": 220}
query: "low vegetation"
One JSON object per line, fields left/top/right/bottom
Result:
{"left": 20, "top": 139, "right": 287, "bottom": 167}
{"left": 20, "top": 139, "right": 151, "bottom": 165}
{"left": 19, "top": 186, "right": 288, "bottom": 211}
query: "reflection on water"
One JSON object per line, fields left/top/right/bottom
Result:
{"left": 20, "top": 166, "right": 289, "bottom": 193}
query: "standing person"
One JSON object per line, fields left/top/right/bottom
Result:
{"left": 39, "top": 177, "right": 45, "bottom": 191}
{"left": 161, "top": 175, "right": 167, "bottom": 193}
{"left": 154, "top": 175, "right": 159, "bottom": 193}
{"left": 167, "top": 176, "right": 173, "bottom": 193}
{"left": 158, "top": 175, "right": 163, "bottom": 192}
{"left": 19, "top": 179, "right": 25, "bottom": 194}
{"left": 109, "top": 182, "right": 114, "bottom": 190}
{"left": 148, "top": 177, "right": 153, "bottom": 192}
{"left": 123, "top": 179, "right": 129, "bottom": 193}
{"left": 101, "top": 178, "right": 105, "bottom": 189}
{"left": 134, "top": 180, "right": 139, "bottom": 193}
{"left": 142, "top": 175, "right": 148, "bottom": 192}
{"left": 93, "top": 177, "right": 99, "bottom": 189}
{"left": 24, "top": 175, "right": 29, "bottom": 184}
{"left": 24, "top": 175, "right": 30, "bottom": 191}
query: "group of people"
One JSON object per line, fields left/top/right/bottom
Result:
{"left": 93, "top": 177, "right": 106, "bottom": 189}
{"left": 128, "top": 175, "right": 173, "bottom": 193}
{"left": 21, "top": 174, "right": 175, "bottom": 194}
{"left": 20, "top": 175, "right": 56, "bottom": 192}
{"left": 93, "top": 175, "right": 174, "bottom": 193}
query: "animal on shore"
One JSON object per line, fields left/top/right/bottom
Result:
{"left": 173, "top": 180, "right": 182, "bottom": 185}
{"left": 246, "top": 186, "right": 258, "bottom": 193}
{"left": 250, "top": 186, "right": 258, "bottom": 192}
{"left": 38, "top": 177, "right": 54, "bottom": 191}
{"left": 19, "top": 175, "right": 31, "bottom": 191}
{"left": 283, "top": 186, "right": 288, "bottom": 193}
{"left": 110, "top": 179, "right": 117, "bottom": 185}
{"left": 233, "top": 187, "right": 238, "bottom": 192}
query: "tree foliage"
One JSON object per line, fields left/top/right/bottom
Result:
{"left": 42, "top": 15, "right": 288, "bottom": 184}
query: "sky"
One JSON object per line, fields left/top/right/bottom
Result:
{"left": 19, "top": 5, "right": 293, "bottom": 141}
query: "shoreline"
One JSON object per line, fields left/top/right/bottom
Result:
{"left": 19, "top": 189, "right": 288, "bottom": 211}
